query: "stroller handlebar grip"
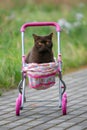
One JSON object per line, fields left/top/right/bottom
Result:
{"left": 20, "top": 22, "right": 61, "bottom": 32}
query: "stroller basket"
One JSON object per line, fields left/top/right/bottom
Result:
{"left": 24, "top": 62, "right": 58, "bottom": 90}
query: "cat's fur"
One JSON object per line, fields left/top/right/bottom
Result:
{"left": 25, "top": 33, "right": 54, "bottom": 64}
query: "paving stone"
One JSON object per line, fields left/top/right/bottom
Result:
{"left": 49, "top": 127, "right": 64, "bottom": 130}
{"left": 66, "top": 125, "right": 84, "bottom": 130}
{"left": 0, "top": 68, "right": 87, "bottom": 130}
{"left": 11, "top": 125, "right": 30, "bottom": 130}
{"left": 0, "top": 127, "right": 9, "bottom": 130}
{"left": 57, "top": 122, "right": 75, "bottom": 128}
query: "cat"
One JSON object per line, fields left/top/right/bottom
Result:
{"left": 25, "top": 33, "right": 54, "bottom": 64}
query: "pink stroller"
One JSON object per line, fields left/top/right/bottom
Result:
{"left": 15, "top": 22, "right": 67, "bottom": 116}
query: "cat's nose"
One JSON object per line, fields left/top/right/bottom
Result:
{"left": 42, "top": 44, "right": 45, "bottom": 47}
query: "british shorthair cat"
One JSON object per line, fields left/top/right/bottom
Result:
{"left": 25, "top": 33, "right": 54, "bottom": 64}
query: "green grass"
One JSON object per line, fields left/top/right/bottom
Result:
{"left": 0, "top": 0, "right": 87, "bottom": 94}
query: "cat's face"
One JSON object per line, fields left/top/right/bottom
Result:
{"left": 33, "top": 33, "right": 53, "bottom": 52}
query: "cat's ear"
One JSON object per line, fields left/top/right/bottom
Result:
{"left": 32, "top": 34, "right": 39, "bottom": 41}
{"left": 48, "top": 33, "right": 53, "bottom": 39}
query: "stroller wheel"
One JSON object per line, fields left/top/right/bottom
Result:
{"left": 62, "top": 92, "right": 67, "bottom": 115}
{"left": 16, "top": 96, "right": 21, "bottom": 116}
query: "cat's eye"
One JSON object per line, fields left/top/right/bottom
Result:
{"left": 38, "top": 42, "right": 42, "bottom": 45}
{"left": 46, "top": 41, "right": 49, "bottom": 45}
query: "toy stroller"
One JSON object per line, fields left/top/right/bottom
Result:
{"left": 15, "top": 22, "right": 67, "bottom": 116}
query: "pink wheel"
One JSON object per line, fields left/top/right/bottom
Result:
{"left": 16, "top": 98, "right": 21, "bottom": 116}
{"left": 62, "top": 92, "right": 67, "bottom": 115}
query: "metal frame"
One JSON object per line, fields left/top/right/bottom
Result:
{"left": 18, "top": 22, "right": 66, "bottom": 109}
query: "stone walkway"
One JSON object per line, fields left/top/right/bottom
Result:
{"left": 0, "top": 68, "right": 87, "bottom": 130}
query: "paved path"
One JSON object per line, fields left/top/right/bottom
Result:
{"left": 0, "top": 68, "right": 87, "bottom": 130}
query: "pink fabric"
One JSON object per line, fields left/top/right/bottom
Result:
{"left": 23, "top": 62, "right": 58, "bottom": 90}
{"left": 29, "top": 82, "right": 55, "bottom": 90}
{"left": 28, "top": 72, "right": 56, "bottom": 78}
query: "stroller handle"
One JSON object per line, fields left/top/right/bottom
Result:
{"left": 20, "top": 22, "right": 61, "bottom": 32}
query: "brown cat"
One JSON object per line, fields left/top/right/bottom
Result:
{"left": 25, "top": 33, "right": 54, "bottom": 64}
